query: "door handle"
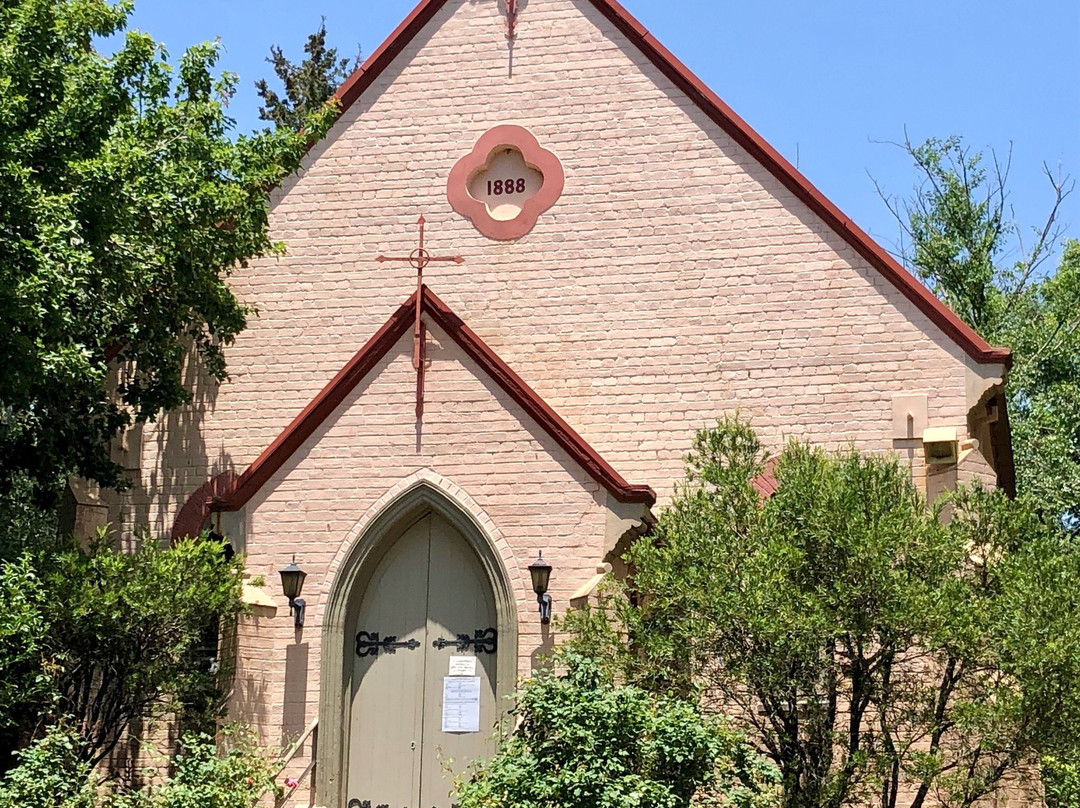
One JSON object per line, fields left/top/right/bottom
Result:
{"left": 431, "top": 627, "right": 497, "bottom": 654}
{"left": 355, "top": 631, "right": 422, "bottom": 657}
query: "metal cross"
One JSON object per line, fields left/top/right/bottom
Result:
{"left": 376, "top": 216, "right": 464, "bottom": 418}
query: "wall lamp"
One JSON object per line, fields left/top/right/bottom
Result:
{"left": 528, "top": 551, "right": 553, "bottom": 624}
{"left": 279, "top": 558, "right": 307, "bottom": 629}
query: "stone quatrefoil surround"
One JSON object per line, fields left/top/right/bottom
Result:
{"left": 447, "top": 125, "right": 565, "bottom": 240}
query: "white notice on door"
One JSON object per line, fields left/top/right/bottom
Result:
{"left": 448, "top": 656, "right": 477, "bottom": 676}
{"left": 442, "top": 676, "right": 481, "bottom": 733}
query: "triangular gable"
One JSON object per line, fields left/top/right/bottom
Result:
{"left": 324, "top": 0, "right": 1009, "bottom": 369}
{"left": 215, "top": 287, "right": 656, "bottom": 511}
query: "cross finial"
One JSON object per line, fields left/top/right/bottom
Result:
{"left": 376, "top": 215, "right": 465, "bottom": 271}
{"left": 374, "top": 216, "right": 464, "bottom": 419}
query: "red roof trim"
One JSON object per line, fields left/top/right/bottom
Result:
{"left": 331, "top": 0, "right": 453, "bottom": 117}
{"left": 217, "top": 289, "right": 655, "bottom": 511}
{"left": 172, "top": 471, "right": 238, "bottom": 541}
{"left": 589, "top": 0, "right": 1009, "bottom": 368}
{"left": 320, "top": 0, "right": 1009, "bottom": 369}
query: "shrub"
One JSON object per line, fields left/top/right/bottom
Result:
{"left": 566, "top": 417, "right": 1080, "bottom": 808}
{"left": 0, "top": 725, "right": 278, "bottom": 808}
{"left": 109, "top": 728, "right": 277, "bottom": 808}
{"left": 454, "top": 652, "right": 780, "bottom": 808}
{"left": 1044, "top": 752, "right": 1080, "bottom": 808}
{"left": 0, "top": 723, "right": 95, "bottom": 808}
{"left": 0, "top": 529, "right": 245, "bottom": 767}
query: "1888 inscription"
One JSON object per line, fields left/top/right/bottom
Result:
{"left": 486, "top": 178, "right": 527, "bottom": 196}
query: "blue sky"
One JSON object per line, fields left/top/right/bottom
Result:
{"left": 124, "top": 0, "right": 1079, "bottom": 264}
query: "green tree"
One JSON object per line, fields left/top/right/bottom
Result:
{"left": 880, "top": 137, "right": 1079, "bottom": 527}
{"left": 576, "top": 418, "right": 1080, "bottom": 808}
{"left": 883, "top": 141, "right": 1080, "bottom": 802}
{"left": 255, "top": 18, "right": 359, "bottom": 131}
{"left": 454, "top": 652, "right": 780, "bottom": 808}
{"left": 0, "top": 0, "right": 333, "bottom": 502}
{"left": 0, "top": 530, "right": 246, "bottom": 769}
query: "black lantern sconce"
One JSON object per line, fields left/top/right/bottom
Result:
{"left": 528, "top": 551, "right": 553, "bottom": 624}
{"left": 279, "top": 558, "right": 307, "bottom": 629}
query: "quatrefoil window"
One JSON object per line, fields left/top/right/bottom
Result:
{"left": 447, "top": 125, "right": 564, "bottom": 241}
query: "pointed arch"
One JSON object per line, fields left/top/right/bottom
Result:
{"left": 315, "top": 473, "right": 518, "bottom": 808}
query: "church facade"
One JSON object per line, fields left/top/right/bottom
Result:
{"left": 117, "top": 0, "right": 1014, "bottom": 806}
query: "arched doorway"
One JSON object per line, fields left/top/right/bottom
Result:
{"left": 318, "top": 484, "right": 517, "bottom": 808}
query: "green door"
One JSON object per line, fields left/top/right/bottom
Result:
{"left": 348, "top": 512, "right": 498, "bottom": 808}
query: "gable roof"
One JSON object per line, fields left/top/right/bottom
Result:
{"left": 215, "top": 287, "right": 656, "bottom": 512}
{"left": 325, "top": 0, "right": 1009, "bottom": 369}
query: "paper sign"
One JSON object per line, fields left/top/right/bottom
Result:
{"left": 442, "top": 676, "right": 481, "bottom": 733}
{"left": 448, "top": 656, "right": 477, "bottom": 676}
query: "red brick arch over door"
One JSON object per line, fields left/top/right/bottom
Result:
{"left": 170, "top": 471, "right": 238, "bottom": 543}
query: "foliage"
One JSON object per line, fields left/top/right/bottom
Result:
{"left": 0, "top": 723, "right": 95, "bottom": 808}
{"left": 0, "top": 554, "right": 53, "bottom": 736}
{"left": 108, "top": 728, "right": 277, "bottom": 808}
{"left": 882, "top": 136, "right": 1079, "bottom": 527}
{"left": 1004, "top": 239, "right": 1080, "bottom": 527}
{"left": 0, "top": 724, "right": 277, "bottom": 808}
{"left": 1044, "top": 750, "right": 1080, "bottom": 808}
{"left": 576, "top": 418, "right": 1080, "bottom": 808}
{"left": 0, "top": 529, "right": 246, "bottom": 768}
{"left": 0, "top": 0, "right": 334, "bottom": 502}
{"left": 454, "top": 652, "right": 780, "bottom": 808}
{"left": 255, "top": 17, "right": 358, "bottom": 131}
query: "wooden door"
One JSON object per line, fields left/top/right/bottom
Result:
{"left": 348, "top": 512, "right": 498, "bottom": 808}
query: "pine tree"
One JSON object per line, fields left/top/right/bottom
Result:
{"left": 255, "top": 18, "right": 360, "bottom": 131}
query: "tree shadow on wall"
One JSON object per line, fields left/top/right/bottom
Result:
{"left": 142, "top": 348, "right": 235, "bottom": 540}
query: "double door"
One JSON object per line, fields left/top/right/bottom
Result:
{"left": 347, "top": 512, "right": 498, "bottom": 808}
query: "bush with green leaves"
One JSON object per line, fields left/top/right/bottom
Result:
{"left": 568, "top": 417, "right": 1080, "bottom": 808}
{"left": 0, "top": 528, "right": 246, "bottom": 769}
{"left": 1044, "top": 751, "right": 1080, "bottom": 808}
{"left": 108, "top": 728, "right": 277, "bottom": 808}
{"left": 0, "top": 723, "right": 95, "bottom": 808}
{"left": 454, "top": 652, "right": 780, "bottom": 808}
{"left": 0, "top": 724, "right": 276, "bottom": 808}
